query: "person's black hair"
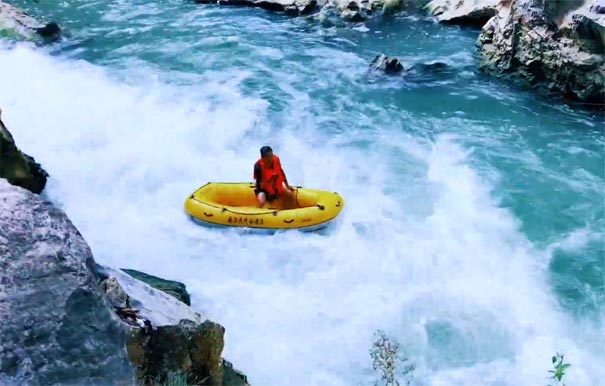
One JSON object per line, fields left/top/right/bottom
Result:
{"left": 260, "top": 146, "right": 273, "bottom": 157}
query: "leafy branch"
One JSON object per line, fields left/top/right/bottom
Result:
{"left": 548, "top": 352, "right": 570, "bottom": 386}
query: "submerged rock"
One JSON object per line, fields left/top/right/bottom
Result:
{"left": 0, "top": 1, "right": 61, "bottom": 41}
{"left": 370, "top": 54, "right": 405, "bottom": 74}
{"left": 410, "top": 61, "right": 451, "bottom": 72}
{"left": 0, "top": 109, "right": 49, "bottom": 194}
{"left": 120, "top": 268, "right": 192, "bottom": 306}
{"left": 425, "top": 0, "right": 499, "bottom": 25}
{"left": 370, "top": 54, "right": 455, "bottom": 80}
{"left": 0, "top": 180, "right": 135, "bottom": 385}
{"left": 404, "top": 61, "right": 458, "bottom": 83}
{"left": 97, "top": 266, "right": 250, "bottom": 385}
{"left": 477, "top": 0, "right": 605, "bottom": 105}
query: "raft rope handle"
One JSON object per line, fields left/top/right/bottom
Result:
{"left": 203, "top": 212, "right": 214, "bottom": 217}
{"left": 283, "top": 219, "right": 294, "bottom": 224}
{"left": 295, "top": 188, "right": 300, "bottom": 208}
{"left": 317, "top": 204, "right": 325, "bottom": 210}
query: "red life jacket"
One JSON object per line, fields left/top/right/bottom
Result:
{"left": 254, "top": 155, "right": 284, "bottom": 195}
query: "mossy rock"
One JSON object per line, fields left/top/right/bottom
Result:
{"left": 0, "top": 119, "right": 48, "bottom": 194}
{"left": 127, "top": 319, "right": 224, "bottom": 385}
{"left": 120, "top": 269, "right": 191, "bottom": 306}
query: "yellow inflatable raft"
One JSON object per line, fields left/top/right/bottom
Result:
{"left": 184, "top": 182, "right": 344, "bottom": 232}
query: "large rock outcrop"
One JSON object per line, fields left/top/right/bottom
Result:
{"left": 96, "top": 266, "right": 250, "bottom": 386}
{"left": 0, "top": 178, "right": 250, "bottom": 385}
{"left": 195, "top": 0, "right": 403, "bottom": 21}
{"left": 477, "top": 0, "right": 605, "bottom": 104}
{"left": 0, "top": 180, "right": 135, "bottom": 385}
{"left": 0, "top": 110, "right": 49, "bottom": 194}
{"left": 425, "top": 0, "right": 499, "bottom": 25}
{"left": 0, "top": 1, "right": 60, "bottom": 41}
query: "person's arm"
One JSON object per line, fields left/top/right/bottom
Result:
{"left": 254, "top": 162, "right": 262, "bottom": 191}
{"left": 279, "top": 159, "right": 292, "bottom": 189}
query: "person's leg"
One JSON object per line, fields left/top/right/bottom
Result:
{"left": 256, "top": 191, "right": 267, "bottom": 208}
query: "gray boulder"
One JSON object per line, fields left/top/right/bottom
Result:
{"left": 0, "top": 180, "right": 135, "bottom": 385}
{"left": 370, "top": 54, "right": 405, "bottom": 74}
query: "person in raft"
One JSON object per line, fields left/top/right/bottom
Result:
{"left": 254, "top": 146, "right": 296, "bottom": 209}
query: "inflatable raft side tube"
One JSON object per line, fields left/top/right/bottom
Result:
{"left": 189, "top": 215, "right": 335, "bottom": 234}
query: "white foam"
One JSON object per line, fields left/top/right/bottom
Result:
{"left": 1, "top": 44, "right": 603, "bottom": 386}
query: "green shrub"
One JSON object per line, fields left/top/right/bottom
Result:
{"left": 548, "top": 352, "right": 571, "bottom": 386}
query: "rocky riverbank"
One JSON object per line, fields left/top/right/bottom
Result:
{"left": 195, "top": 0, "right": 404, "bottom": 22}
{"left": 0, "top": 1, "right": 60, "bottom": 41}
{"left": 2, "top": 0, "right": 603, "bottom": 107}
{"left": 476, "top": 0, "right": 604, "bottom": 105}
{"left": 199, "top": 0, "right": 605, "bottom": 107}
{"left": 193, "top": 0, "right": 605, "bottom": 107}
{"left": 428, "top": 0, "right": 604, "bottom": 106}
{"left": 0, "top": 118, "right": 249, "bottom": 385}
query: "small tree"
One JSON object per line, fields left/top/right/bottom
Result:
{"left": 370, "top": 330, "right": 415, "bottom": 386}
{"left": 548, "top": 353, "right": 570, "bottom": 386}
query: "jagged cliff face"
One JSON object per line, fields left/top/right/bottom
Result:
{"left": 426, "top": 0, "right": 604, "bottom": 105}
{"left": 0, "top": 179, "right": 250, "bottom": 385}
{"left": 477, "top": 0, "right": 604, "bottom": 103}
{"left": 0, "top": 179, "right": 135, "bottom": 386}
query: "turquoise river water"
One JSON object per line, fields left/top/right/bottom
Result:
{"left": 0, "top": 1, "right": 603, "bottom": 385}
